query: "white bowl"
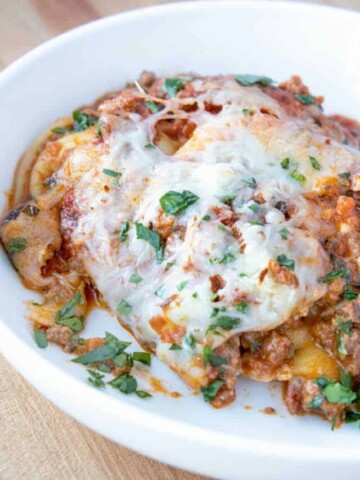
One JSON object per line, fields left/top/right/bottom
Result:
{"left": 1, "top": 2, "right": 360, "bottom": 479}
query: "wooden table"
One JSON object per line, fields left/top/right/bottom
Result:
{"left": 0, "top": 1, "right": 358, "bottom": 479}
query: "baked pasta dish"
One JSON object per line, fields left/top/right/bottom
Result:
{"left": 3, "top": 72, "right": 360, "bottom": 426}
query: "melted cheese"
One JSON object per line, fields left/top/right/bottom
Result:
{"left": 59, "top": 77, "right": 360, "bottom": 388}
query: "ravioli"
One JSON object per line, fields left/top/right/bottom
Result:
{"left": 3, "top": 73, "right": 360, "bottom": 420}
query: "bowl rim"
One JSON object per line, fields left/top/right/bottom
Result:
{"left": 1, "top": 0, "right": 360, "bottom": 470}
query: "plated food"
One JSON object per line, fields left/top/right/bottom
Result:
{"left": 2, "top": 71, "right": 360, "bottom": 427}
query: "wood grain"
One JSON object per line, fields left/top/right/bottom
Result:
{"left": 0, "top": 1, "right": 359, "bottom": 479}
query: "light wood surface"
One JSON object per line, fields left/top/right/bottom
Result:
{"left": 1, "top": 1, "right": 359, "bottom": 479}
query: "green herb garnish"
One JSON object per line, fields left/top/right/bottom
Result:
{"left": 119, "top": 221, "right": 130, "bottom": 242}
{"left": 202, "top": 214, "right": 211, "bottom": 221}
{"left": 280, "top": 158, "right": 290, "bottom": 169}
{"left": 185, "top": 334, "right": 197, "bottom": 349}
{"left": 72, "top": 110, "right": 98, "bottom": 131}
{"left": 87, "top": 369, "right": 105, "bottom": 389}
{"left": 163, "top": 78, "right": 184, "bottom": 97}
{"left": 290, "top": 170, "right": 306, "bottom": 183}
{"left": 234, "top": 301, "right": 249, "bottom": 313}
{"left": 34, "top": 329, "right": 48, "bottom": 349}
{"left": 203, "top": 345, "right": 227, "bottom": 367}
{"left": 135, "top": 223, "right": 164, "bottom": 263}
{"left": 6, "top": 237, "right": 27, "bottom": 254}
{"left": 321, "top": 269, "right": 349, "bottom": 283}
{"left": 235, "top": 74, "right": 273, "bottom": 86}
{"left": 342, "top": 288, "right": 358, "bottom": 301}
{"left": 248, "top": 203, "right": 260, "bottom": 213}
{"left": 116, "top": 299, "right": 132, "bottom": 316}
{"left": 242, "top": 177, "right": 257, "bottom": 188}
{"left": 73, "top": 332, "right": 131, "bottom": 365}
{"left": 201, "top": 379, "right": 224, "bottom": 402}
{"left": 129, "top": 273, "right": 143, "bottom": 284}
{"left": 136, "top": 390, "right": 152, "bottom": 399}
{"left": 177, "top": 280, "right": 188, "bottom": 291}
{"left": 277, "top": 254, "right": 295, "bottom": 271}
{"left": 160, "top": 190, "right": 199, "bottom": 216}
{"left": 145, "top": 100, "right": 161, "bottom": 113}
{"left": 337, "top": 318, "right": 352, "bottom": 335}
{"left": 55, "top": 292, "right": 84, "bottom": 332}
{"left": 294, "top": 94, "right": 316, "bottom": 105}
{"left": 279, "top": 227, "right": 289, "bottom": 240}
{"left": 169, "top": 344, "right": 182, "bottom": 351}
{"left": 103, "top": 168, "right": 121, "bottom": 178}
{"left": 307, "top": 396, "right": 324, "bottom": 410}
{"left": 132, "top": 352, "right": 151, "bottom": 366}
{"left": 108, "top": 373, "right": 138, "bottom": 394}
{"left": 309, "top": 156, "right": 321, "bottom": 170}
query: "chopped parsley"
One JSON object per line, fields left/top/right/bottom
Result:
{"left": 135, "top": 223, "right": 164, "bottom": 263}
{"left": 201, "top": 379, "right": 224, "bottom": 402}
{"left": 132, "top": 352, "right": 151, "bottom": 366}
{"left": 73, "top": 332, "right": 131, "bottom": 365}
{"left": 165, "top": 261, "right": 174, "bottom": 271}
{"left": 203, "top": 345, "right": 227, "bottom": 367}
{"left": 248, "top": 219, "right": 264, "bottom": 226}
{"left": 234, "top": 301, "right": 249, "bottom": 314}
{"left": 160, "top": 190, "right": 199, "bottom": 216}
{"left": 219, "top": 252, "right": 236, "bottom": 265}
{"left": 129, "top": 273, "right": 143, "bottom": 284}
{"left": 87, "top": 369, "right": 105, "bottom": 389}
{"left": 108, "top": 373, "right": 138, "bottom": 394}
{"left": 202, "top": 214, "right": 211, "bottom": 221}
{"left": 280, "top": 158, "right": 290, "bottom": 169}
{"left": 211, "top": 306, "right": 227, "bottom": 318}
{"left": 95, "top": 122, "right": 102, "bottom": 138}
{"left": 116, "top": 299, "right": 132, "bottom": 315}
{"left": 290, "top": 170, "right": 306, "bottom": 183}
{"left": 279, "top": 227, "right": 289, "bottom": 240}
{"left": 136, "top": 390, "right": 152, "bottom": 399}
{"left": 337, "top": 318, "right": 352, "bottom": 335}
{"left": 239, "top": 272, "right": 248, "bottom": 278}
{"left": 342, "top": 288, "right": 358, "bottom": 301}
{"left": 345, "top": 411, "right": 360, "bottom": 424}
{"left": 220, "top": 194, "right": 236, "bottom": 204}
{"left": 217, "top": 224, "right": 232, "bottom": 235}
{"left": 235, "top": 74, "right": 273, "bottom": 86}
{"left": 192, "top": 292, "right": 199, "bottom": 299}
{"left": 314, "top": 371, "right": 356, "bottom": 405}
{"left": 177, "top": 280, "right": 188, "bottom": 291}
{"left": 185, "top": 334, "right": 197, "bottom": 349}
{"left": 169, "top": 344, "right": 182, "bottom": 351}
{"left": 277, "top": 254, "right": 295, "bottom": 271}
{"left": 72, "top": 110, "right": 98, "bottom": 131}
{"left": 242, "top": 177, "right": 257, "bottom": 188}
{"left": 294, "top": 94, "right": 316, "bottom": 105}
{"left": 145, "top": 100, "right": 162, "bottom": 113}
{"left": 34, "top": 329, "right": 48, "bottom": 349}
{"left": 321, "top": 268, "right": 349, "bottom": 283}
{"left": 114, "top": 352, "right": 129, "bottom": 368}
{"left": 339, "top": 172, "right": 351, "bottom": 180}
{"left": 6, "top": 237, "right": 27, "bottom": 254}
{"left": 119, "top": 221, "right": 130, "bottom": 242}
{"left": 51, "top": 126, "right": 71, "bottom": 135}
{"left": 212, "top": 316, "right": 240, "bottom": 330}
{"left": 102, "top": 168, "right": 121, "bottom": 178}
{"left": 144, "top": 143, "right": 156, "bottom": 150}
{"left": 309, "top": 156, "right": 321, "bottom": 170}
{"left": 55, "top": 292, "right": 84, "bottom": 332}
{"left": 163, "top": 78, "right": 184, "bottom": 97}
{"left": 248, "top": 203, "right": 260, "bottom": 213}
{"left": 307, "top": 396, "right": 324, "bottom": 410}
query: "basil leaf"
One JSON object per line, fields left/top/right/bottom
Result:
{"left": 314, "top": 376, "right": 331, "bottom": 389}
{"left": 342, "top": 288, "right": 358, "bottom": 301}
{"left": 144, "top": 143, "right": 156, "bottom": 150}
{"left": 219, "top": 252, "right": 236, "bottom": 265}
{"left": 114, "top": 352, "right": 129, "bottom": 368}
{"left": 116, "top": 299, "right": 132, "bottom": 315}
{"left": 56, "top": 292, "right": 84, "bottom": 323}
{"left": 323, "top": 383, "right": 356, "bottom": 405}
{"left": 132, "top": 352, "right": 151, "bottom": 366}
{"left": 321, "top": 269, "right": 349, "bottom": 283}
{"left": 102, "top": 168, "right": 121, "bottom": 178}
{"left": 277, "top": 254, "right": 295, "bottom": 271}
{"left": 160, "top": 190, "right": 199, "bottom": 216}
{"left": 72, "top": 332, "right": 131, "bottom": 365}
{"left": 307, "top": 396, "right": 324, "bottom": 410}
{"left": 56, "top": 316, "right": 84, "bottom": 332}
{"left": 185, "top": 334, "right": 197, "bottom": 349}
{"left": 340, "top": 368, "right": 352, "bottom": 390}
{"left": 242, "top": 177, "right": 257, "bottom": 188}
{"left": 203, "top": 345, "right": 227, "bottom": 367}
{"left": 339, "top": 172, "right": 350, "bottom": 180}
{"left": 51, "top": 126, "right": 71, "bottom": 134}
{"left": 129, "top": 273, "right": 143, "bottom": 284}
{"left": 136, "top": 390, "right": 152, "bottom": 399}
{"left": 202, "top": 214, "right": 211, "bottom": 221}
{"left": 279, "top": 227, "right": 289, "bottom": 240}
{"left": 337, "top": 318, "right": 352, "bottom": 335}
{"left": 214, "top": 316, "right": 240, "bottom": 330}
{"left": 169, "top": 344, "right": 182, "bottom": 351}
{"left": 309, "top": 156, "right": 321, "bottom": 170}
{"left": 248, "top": 203, "right": 260, "bottom": 213}
{"left": 108, "top": 373, "right": 137, "bottom": 394}
{"left": 163, "top": 78, "right": 184, "bottom": 97}
{"left": 290, "top": 170, "right": 306, "bottom": 183}
{"left": 177, "top": 280, "right": 188, "bottom": 291}
{"left": 119, "top": 221, "right": 130, "bottom": 242}
{"left": 34, "top": 329, "right": 48, "bottom": 349}
{"left": 87, "top": 369, "right": 105, "bottom": 389}
{"left": 135, "top": 223, "right": 164, "bottom": 263}
{"left": 294, "top": 94, "right": 315, "bottom": 105}
{"left": 201, "top": 379, "right": 224, "bottom": 402}
{"left": 234, "top": 301, "right": 249, "bottom": 313}
{"left": 145, "top": 100, "right": 161, "bottom": 113}
{"left": 281, "top": 158, "right": 290, "bottom": 169}
{"left": 72, "top": 110, "right": 97, "bottom": 131}
{"left": 6, "top": 237, "right": 27, "bottom": 254}
{"left": 235, "top": 74, "right": 273, "bottom": 86}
